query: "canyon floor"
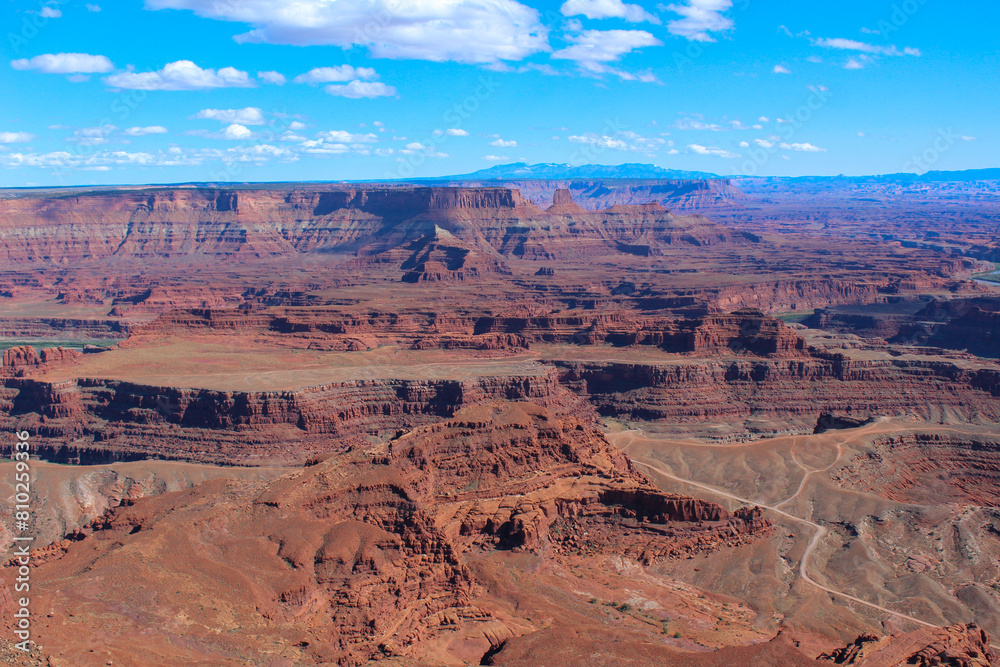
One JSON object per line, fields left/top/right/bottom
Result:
{"left": 1, "top": 182, "right": 999, "bottom": 665}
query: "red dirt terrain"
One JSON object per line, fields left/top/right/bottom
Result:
{"left": 1, "top": 183, "right": 999, "bottom": 665}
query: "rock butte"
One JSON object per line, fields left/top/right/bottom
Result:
{"left": 0, "top": 182, "right": 998, "bottom": 665}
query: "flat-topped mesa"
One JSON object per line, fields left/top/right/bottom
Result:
{"left": 0, "top": 185, "right": 749, "bottom": 268}
{"left": 389, "top": 401, "right": 772, "bottom": 559}
{"left": 1, "top": 345, "right": 83, "bottom": 378}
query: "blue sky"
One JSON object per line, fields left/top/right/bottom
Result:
{"left": 1, "top": 0, "right": 997, "bottom": 186}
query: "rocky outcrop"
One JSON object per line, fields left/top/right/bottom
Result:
{"left": 0, "top": 368, "right": 567, "bottom": 465}
{"left": 133, "top": 307, "right": 806, "bottom": 357}
{"left": 390, "top": 401, "right": 771, "bottom": 561}
{"left": 556, "top": 354, "right": 1000, "bottom": 437}
{"left": 0, "top": 401, "right": 772, "bottom": 666}
{"left": 820, "top": 623, "right": 997, "bottom": 666}
{"left": 0, "top": 185, "right": 751, "bottom": 268}
{"left": 1, "top": 345, "right": 82, "bottom": 377}
{"left": 832, "top": 433, "right": 1000, "bottom": 506}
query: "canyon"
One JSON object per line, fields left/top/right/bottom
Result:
{"left": 1, "top": 182, "right": 998, "bottom": 665}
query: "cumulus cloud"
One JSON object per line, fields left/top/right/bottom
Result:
{"left": 0, "top": 144, "right": 299, "bottom": 171}
{"left": 554, "top": 29, "right": 660, "bottom": 62}
{"left": 316, "top": 130, "right": 379, "bottom": 143}
{"left": 257, "top": 70, "right": 286, "bottom": 85}
{"left": 124, "top": 126, "right": 168, "bottom": 136}
{"left": 39, "top": 6, "right": 62, "bottom": 18}
{"left": 220, "top": 124, "right": 253, "bottom": 140}
{"left": 194, "top": 107, "right": 266, "bottom": 125}
{"left": 773, "top": 64, "right": 790, "bottom": 74}
{"left": 552, "top": 28, "right": 661, "bottom": 79}
{"left": 324, "top": 80, "right": 397, "bottom": 98}
{"left": 663, "top": 0, "right": 733, "bottom": 42}
{"left": 67, "top": 125, "right": 117, "bottom": 146}
{"left": 11, "top": 53, "right": 113, "bottom": 74}
{"left": 490, "top": 138, "right": 517, "bottom": 147}
{"left": 144, "top": 0, "right": 549, "bottom": 64}
{"left": 779, "top": 141, "right": 825, "bottom": 152}
{"left": 0, "top": 132, "right": 34, "bottom": 143}
{"left": 674, "top": 117, "right": 723, "bottom": 131}
{"left": 687, "top": 143, "right": 739, "bottom": 158}
{"left": 561, "top": 0, "right": 659, "bottom": 23}
{"left": 569, "top": 130, "right": 666, "bottom": 153}
{"left": 87, "top": 4, "right": 102, "bottom": 11}
{"left": 104, "top": 60, "right": 254, "bottom": 90}
{"left": 482, "top": 154, "right": 508, "bottom": 161}
{"left": 293, "top": 65, "right": 377, "bottom": 84}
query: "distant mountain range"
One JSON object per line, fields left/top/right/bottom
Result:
{"left": 416, "top": 162, "right": 723, "bottom": 181}
{"left": 415, "top": 162, "right": 1000, "bottom": 184}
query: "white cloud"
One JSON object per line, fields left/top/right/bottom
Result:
{"left": 844, "top": 57, "right": 866, "bottom": 70}
{"left": 0, "top": 132, "right": 34, "bottom": 143}
{"left": 663, "top": 0, "right": 733, "bottom": 42}
{"left": 738, "top": 140, "right": 749, "bottom": 147}
{"left": 959, "top": 135, "right": 977, "bottom": 142}
{"left": 221, "top": 124, "right": 253, "bottom": 140}
{"left": 553, "top": 29, "right": 661, "bottom": 62}
{"left": 293, "top": 65, "right": 377, "bottom": 84}
{"left": 490, "top": 138, "right": 517, "bottom": 147}
{"left": 779, "top": 142, "right": 825, "bottom": 152}
{"left": 754, "top": 138, "right": 775, "bottom": 148}
{"left": 569, "top": 130, "right": 666, "bottom": 153}
{"left": 288, "top": 121, "right": 307, "bottom": 131}
{"left": 552, "top": 28, "right": 660, "bottom": 79}
{"left": 316, "top": 130, "right": 379, "bottom": 143}
{"left": 813, "top": 38, "right": 921, "bottom": 57}
{"left": 483, "top": 154, "right": 508, "bottom": 161}
{"left": 324, "top": 80, "right": 397, "bottom": 98}
{"left": 104, "top": 60, "right": 254, "bottom": 90}
{"left": 773, "top": 64, "right": 790, "bottom": 74}
{"left": 688, "top": 143, "right": 738, "bottom": 158}
{"left": 434, "top": 128, "right": 469, "bottom": 137}
{"left": 39, "top": 7, "right": 62, "bottom": 18}
{"left": 11, "top": 53, "right": 114, "bottom": 74}
{"left": 674, "top": 117, "right": 722, "bottom": 131}
{"left": 194, "top": 107, "right": 266, "bottom": 125}
{"left": 87, "top": 4, "right": 102, "bottom": 11}
{"left": 258, "top": 70, "right": 286, "bottom": 85}
{"left": 124, "top": 126, "right": 168, "bottom": 136}
{"left": 758, "top": 116, "right": 769, "bottom": 122}
{"left": 561, "top": 0, "right": 659, "bottom": 23}
{"left": 66, "top": 125, "right": 118, "bottom": 146}
{"left": 144, "top": 0, "right": 549, "bottom": 64}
